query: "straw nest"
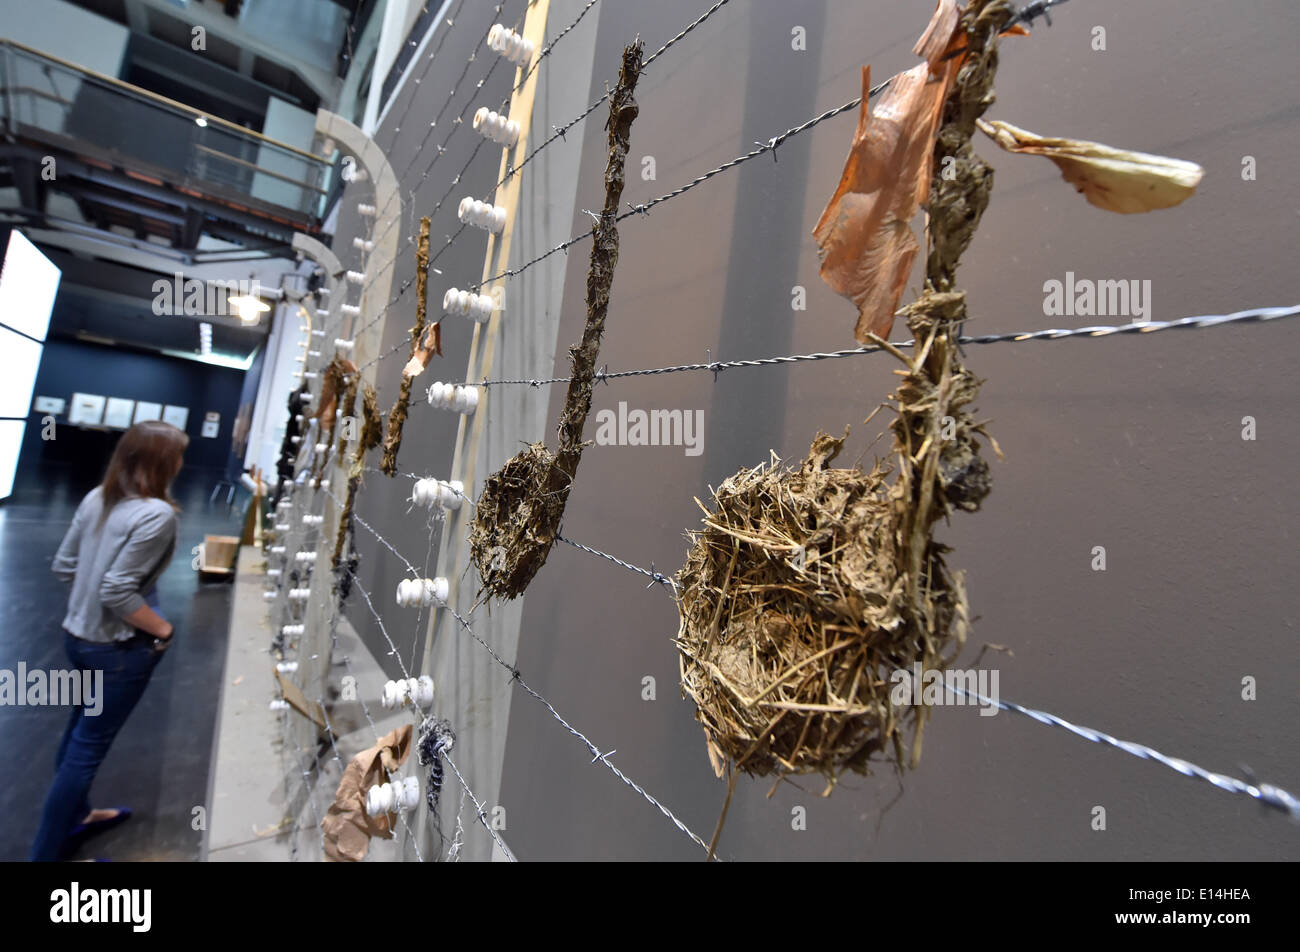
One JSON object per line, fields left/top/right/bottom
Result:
{"left": 469, "top": 442, "right": 568, "bottom": 600}
{"left": 675, "top": 429, "right": 969, "bottom": 784}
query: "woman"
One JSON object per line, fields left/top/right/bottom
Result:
{"left": 29, "top": 420, "right": 188, "bottom": 861}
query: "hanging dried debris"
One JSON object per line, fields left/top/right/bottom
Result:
{"left": 469, "top": 41, "right": 644, "bottom": 601}
{"left": 677, "top": 0, "right": 1014, "bottom": 790}
{"left": 335, "top": 373, "right": 359, "bottom": 459}
{"left": 813, "top": 0, "right": 1029, "bottom": 342}
{"left": 320, "top": 724, "right": 413, "bottom": 862}
{"left": 333, "top": 384, "right": 383, "bottom": 569}
{"left": 381, "top": 216, "right": 433, "bottom": 476}
{"left": 312, "top": 355, "right": 356, "bottom": 486}
{"left": 975, "top": 118, "right": 1204, "bottom": 213}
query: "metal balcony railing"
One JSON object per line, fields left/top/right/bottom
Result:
{"left": 0, "top": 39, "right": 330, "bottom": 223}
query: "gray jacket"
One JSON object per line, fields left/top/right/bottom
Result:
{"left": 52, "top": 486, "right": 178, "bottom": 643}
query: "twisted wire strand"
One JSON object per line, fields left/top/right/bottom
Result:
{"left": 442, "top": 304, "right": 1300, "bottom": 388}
{"left": 944, "top": 683, "right": 1300, "bottom": 821}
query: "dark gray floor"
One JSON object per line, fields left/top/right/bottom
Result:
{"left": 0, "top": 463, "right": 243, "bottom": 861}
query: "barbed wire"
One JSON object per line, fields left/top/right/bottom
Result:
{"left": 327, "top": 473, "right": 718, "bottom": 856}
{"left": 555, "top": 534, "right": 678, "bottom": 592}
{"left": 354, "top": 0, "right": 611, "bottom": 341}
{"left": 546, "top": 525, "right": 1300, "bottom": 827}
{"left": 356, "top": 0, "right": 741, "bottom": 371}
{"left": 943, "top": 682, "right": 1300, "bottom": 821}
{"left": 465, "top": 78, "right": 891, "bottom": 293}
{"left": 442, "top": 604, "right": 719, "bottom": 857}
{"left": 437, "top": 304, "right": 1300, "bottom": 389}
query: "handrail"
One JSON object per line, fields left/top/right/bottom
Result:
{"left": 0, "top": 37, "right": 329, "bottom": 166}
{"left": 193, "top": 143, "right": 329, "bottom": 194}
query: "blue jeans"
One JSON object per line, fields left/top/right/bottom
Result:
{"left": 28, "top": 629, "right": 164, "bottom": 861}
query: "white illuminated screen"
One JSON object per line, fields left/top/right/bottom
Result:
{"left": 0, "top": 421, "right": 24, "bottom": 501}
{"left": 0, "top": 231, "right": 60, "bottom": 500}
{"left": 0, "top": 327, "right": 43, "bottom": 418}
{"left": 0, "top": 230, "right": 61, "bottom": 341}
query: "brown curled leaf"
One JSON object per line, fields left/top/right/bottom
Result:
{"left": 401, "top": 321, "right": 442, "bottom": 379}
{"left": 976, "top": 118, "right": 1204, "bottom": 213}
{"left": 813, "top": 63, "right": 951, "bottom": 343}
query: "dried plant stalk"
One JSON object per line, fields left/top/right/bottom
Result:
{"left": 333, "top": 384, "right": 383, "bottom": 568}
{"left": 381, "top": 216, "right": 432, "bottom": 476}
{"left": 469, "top": 41, "right": 644, "bottom": 601}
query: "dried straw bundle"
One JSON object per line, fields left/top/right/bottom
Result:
{"left": 679, "top": 0, "right": 1013, "bottom": 793}
{"left": 676, "top": 430, "right": 970, "bottom": 785}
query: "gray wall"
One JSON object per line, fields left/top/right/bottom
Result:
{"left": 338, "top": 0, "right": 1300, "bottom": 860}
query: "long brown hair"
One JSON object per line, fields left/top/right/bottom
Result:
{"left": 100, "top": 420, "right": 189, "bottom": 516}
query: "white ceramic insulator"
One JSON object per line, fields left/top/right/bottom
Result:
{"left": 314, "top": 443, "right": 327, "bottom": 454}
{"left": 312, "top": 328, "right": 327, "bottom": 337}
{"left": 357, "top": 203, "right": 377, "bottom": 216}
{"left": 303, "top": 514, "right": 324, "bottom": 525}
{"left": 320, "top": 479, "right": 331, "bottom": 491}
{"left": 426, "top": 382, "right": 479, "bottom": 415}
{"left": 281, "top": 624, "right": 305, "bottom": 636}
{"left": 395, "top": 576, "right": 449, "bottom": 608}
{"left": 380, "top": 675, "right": 434, "bottom": 711}
{"left": 289, "top": 588, "right": 311, "bottom": 602}
{"left": 308, "top": 350, "right": 321, "bottom": 358}
{"left": 456, "top": 197, "right": 507, "bottom": 233}
{"left": 487, "top": 24, "right": 534, "bottom": 64}
{"left": 295, "top": 551, "right": 317, "bottom": 564}
{"left": 314, "top": 310, "right": 329, "bottom": 321}
{"left": 267, "top": 568, "right": 282, "bottom": 578}
{"left": 473, "top": 106, "right": 521, "bottom": 147}
{"left": 303, "top": 372, "right": 318, "bottom": 380}
{"left": 340, "top": 303, "right": 361, "bottom": 317}
{"left": 299, "top": 393, "right": 313, "bottom": 404}
{"left": 269, "top": 699, "right": 290, "bottom": 711}
{"left": 365, "top": 776, "right": 420, "bottom": 816}
{"left": 334, "top": 338, "right": 355, "bottom": 352}
{"left": 345, "top": 270, "right": 365, "bottom": 285}
{"left": 276, "top": 661, "right": 298, "bottom": 673}
{"left": 277, "top": 499, "right": 292, "bottom": 510}
{"left": 275, "top": 522, "right": 289, "bottom": 530}
{"left": 262, "top": 591, "right": 277, "bottom": 602}
{"left": 411, "top": 478, "right": 464, "bottom": 512}
{"left": 353, "top": 237, "right": 374, "bottom": 252}
{"left": 441, "top": 287, "right": 495, "bottom": 322}
{"left": 270, "top": 545, "right": 286, "bottom": 555}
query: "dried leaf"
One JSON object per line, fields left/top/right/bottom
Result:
{"left": 976, "top": 118, "right": 1204, "bottom": 213}
{"left": 401, "top": 321, "right": 442, "bottom": 379}
{"left": 813, "top": 63, "right": 951, "bottom": 343}
{"left": 913, "top": 0, "right": 961, "bottom": 68}
{"left": 321, "top": 725, "right": 413, "bottom": 862}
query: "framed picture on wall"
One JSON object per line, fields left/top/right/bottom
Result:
{"left": 162, "top": 405, "right": 189, "bottom": 431}
{"left": 104, "top": 397, "right": 134, "bottom": 429}
{"left": 133, "top": 401, "right": 162, "bottom": 423}
{"left": 68, "top": 393, "right": 106, "bottom": 426}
